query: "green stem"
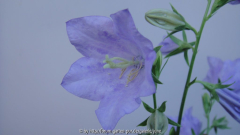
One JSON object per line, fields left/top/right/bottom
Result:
{"left": 153, "top": 93, "right": 157, "bottom": 109}
{"left": 207, "top": 115, "right": 210, "bottom": 135}
{"left": 176, "top": 1, "right": 212, "bottom": 135}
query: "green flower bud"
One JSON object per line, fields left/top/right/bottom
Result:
{"left": 145, "top": 9, "right": 185, "bottom": 31}
{"left": 147, "top": 110, "right": 168, "bottom": 135}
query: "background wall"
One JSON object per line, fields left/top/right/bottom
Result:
{"left": 0, "top": 0, "right": 240, "bottom": 135}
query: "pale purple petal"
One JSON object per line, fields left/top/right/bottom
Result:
{"left": 61, "top": 57, "right": 118, "bottom": 101}
{"left": 204, "top": 57, "right": 224, "bottom": 83}
{"left": 217, "top": 89, "right": 240, "bottom": 123}
{"left": 66, "top": 15, "right": 140, "bottom": 60}
{"left": 110, "top": 9, "right": 154, "bottom": 58}
{"left": 168, "top": 107, "right": 202, "bottom": 135}
{"left": 96, "top": 90, "right": 141, "bottom": 130}
{"left": 159, "top": 36, "right": 179, "bottom": 55}
{"left": 229, "top": 0, "right": 240, "bottom": 5}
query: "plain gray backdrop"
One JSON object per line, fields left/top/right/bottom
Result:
{"left": 0, "top": 0, "right": 240, "bottom": 135}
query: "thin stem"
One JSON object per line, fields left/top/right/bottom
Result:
{"left": 207, "top": 115, "right": 210, "bottom": 135}
{"left": 176, "top": 0, "right": 212, "bottom": 135}
{"left": 153, "top": 93, "right": 157, "bottom": 109}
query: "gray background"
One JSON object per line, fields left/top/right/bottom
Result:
{"left": 0, "top": 0, "right": 240, "bottom": 135}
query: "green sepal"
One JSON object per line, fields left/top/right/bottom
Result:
{"left": 142, "top": 101, "right": 155, "bottom": 113}
{"left": 137, "top": 116, "right": 149, "bottom": 127}
{"left": 191, "top": 128, "right": 196, "bottom": 135}
{"left": 169, "top": 127, "right": 176, "bottom": 135}
{"left": 152, "top": 73, "right": 163, "bottom": 84}
{"left": 168, "top": 118, "right": 181, "bottom": 127}
{"left": 212, "top": 116, "right": 230, "bottom": 131}
{"left": 209, "top": 0, "right": 231, "bottom": 19}
{"left": 154, "top": 46, "right": 162, "bottom": 53}
{"left": 196, "top": 80, "right": 234, "bottom": 102}
{"left": 175, "top": 25, "right": 186, "bottom": 31}
{"left": 202, "top": 93, "right": 210, "bottom": 115}
{"left": 158, "top": 101, "right": 167, "bottom": 112}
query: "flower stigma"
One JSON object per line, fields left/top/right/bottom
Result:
{"left": 103, "top": 55, "right": 144, "bottom": 87}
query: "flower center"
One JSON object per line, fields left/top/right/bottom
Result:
{"left": 103, "top": 55, "right": 144, "bottom": 86}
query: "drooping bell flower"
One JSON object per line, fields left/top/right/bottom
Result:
{"left": 61, "top": 9, "right": 156, "bottom": 130}
{"left": 168, "top": 107, "right": 202, "bottom": 135}
{"left": 204, "top": 57, "right": 240, "bottom": 123}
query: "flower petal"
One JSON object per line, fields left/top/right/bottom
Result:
{"left": 110, "top": 9, "right": 154, "bottom": 58}
{"left": 204, "top": 57, "right": 223, "bottom": 83}
{"left": 66, "top": 14, "right": 139, "bottom": 60}
{"left": 61, "top": 57, "right": 124, "bottom": 101}
{"left": 217, "top": 89, "right": 240, "bottom": 123}
{"left": 95, "top": 90, "right": 141, "bottom": 130}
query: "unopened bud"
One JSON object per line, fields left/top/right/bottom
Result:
{"left": 145, "top": 9, "right": 185, "bottom": 31}
{"left": 147, "top": 110, "right": 168, "bottom": 135}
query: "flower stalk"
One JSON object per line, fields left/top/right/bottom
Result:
{"left": 176, "top": 0, "right": 212, "bottom": 134}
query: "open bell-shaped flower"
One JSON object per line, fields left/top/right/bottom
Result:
{"left": 61, "top": 9, "right": 156, "bottom": 130}
{"left": 145, "top": 9, "right": 185, "bottom": 31}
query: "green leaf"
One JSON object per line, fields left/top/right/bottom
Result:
{"left": 164, "top": 31, "right": 179, "bottom": 39}
{"left": 191, "top": 128, "right": 196, "bottom": 135}
{"left": 158, "top": 101, "right": 167, "bottom": 112}
{"left": 160, "top": 58, "right": 169, "bottom": 73}
{"left": 168, "top": 118, "right": 181, "bottom": 127}
{"left": 169, "top": 34, "right": 183, "bottom": 46}
{"left": 184, "top": 50, "right": 189, "bottom": 66}
{"left": 137, "top": 116, "right": 149, "bottom": 127}
{"left": 169, "top": 127, "right": 176, "bottom": 135}
{"left": 202, "top": 93, "right": 210, "bottom": 115}
{"left": 182, "top": 30, "right": 187, "bottom": 42}
{"left": 142, "top": 101, "right": 155, "bottom": 113}
{"left": 165, "top": 43, "right": 192, "bottom": 58}
{"left": 154, "top": 46, "right": 162, "bottom": 53}
{"left": 152, "top": 73, "right": 163, "bottom": 84}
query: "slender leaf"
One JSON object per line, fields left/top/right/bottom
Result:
{"left": 142, "top": 101, "right": 155, "bottom": 113}
{"left": 137, "top": 117, "right": 149, "bottom": 126}
{"left": 168, "top": 118, "right": 181, "bottom": 127}
{"left": 152, "top": 73, "right": 163, "bottom": 84}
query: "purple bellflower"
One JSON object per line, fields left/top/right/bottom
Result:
{"left": 168, "top": 107, "right": 202, "bottom": 135}
{"left": 159, "top": 36, "right": 178, "bottom": 55}
{"left": 229, "top": 0, "right": 240, "bottom": 5}
{"left": 61, "top": 9, "right": 156, "bottom": 130}
{"left": 204, "top": 57, "right": 240, "bottom": 123}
